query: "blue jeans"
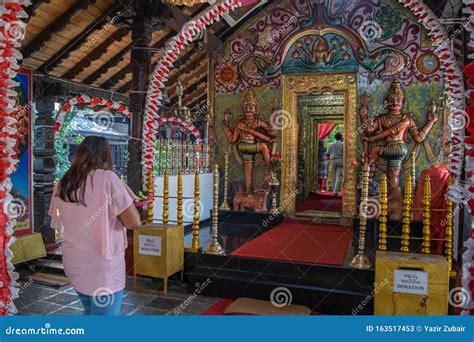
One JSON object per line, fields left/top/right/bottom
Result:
{"left": 76, "top": 289, "right": 124, "bottom": 316}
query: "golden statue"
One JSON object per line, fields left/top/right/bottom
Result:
{"left": 361, "top": 80, "right": 438, "bottom": 219}
{"left": 222, "top": 89, "right": 276, "bottom": 197}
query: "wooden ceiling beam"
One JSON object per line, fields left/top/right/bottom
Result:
{"left": 39, "top": 1, "right": 128, "bottom": 75}
{"left": 188, "top": 93, "right": 207, "bottom": 109}
{"left": 25, "top": 0, "right": 51, "bottom": 22}
{"left": 21, "top": 0, "right": 98, "bottom": 60}
{"left": 182, "top": 83, "right": 207, "bottom": 106}
{"left": 61, "top": 27, "right": 129, "bottom": 80}
{"left": 84, "top": 30, "right": 174, "bottom": 86}
{"left": 115, "top": 48, "right": 198, "bottom": 94}
{"left": 100, "top": 64, "right": 132, "bottom": 89}
{"left": 164, "top": 4, "right": 223, "bottom": 54}
{"left": 167, "top": 57, "right": 206, "bottom": 96}
{"left": 167, "top": 52, "right": 204, "bottom": 88}
{"left": 170, "top": 74, "right": 207, "bottom": 103}
{"left": 168, "top": 62, "right": 207, "bottom": 98}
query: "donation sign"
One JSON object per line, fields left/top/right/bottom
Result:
{"left": 393, "top": 269, "right": 428, "bottom": 295}
{"left": 138, "top": 235, "right": 162, "bottom": 256}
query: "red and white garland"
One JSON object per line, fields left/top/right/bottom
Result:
{"left": 462, "top": 0, "right": 474, "bottom": 315}
{"left": 142, "top": 0, "right": 246, "bottom": 185}
{"left": 0, "top": 0, "right": 30, "bottom": 315}
{"left": 157, "top": 116, "right": 202, "bottom": 141}
{"left": 54, "top": 94, "right": 130, "bottom": 133}
{"left": 398, "top": 0, "right": 465, "bottom": 188}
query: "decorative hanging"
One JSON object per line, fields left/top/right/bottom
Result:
{"left": 54, "top": 94, "right": 130, "bottom": 133}
{"left": 0, "top": 0, "right": 31, "bottom": 316}
{"left": 461, "top": 0, "right": 474, "bottom": 316}
{"left": 156, "top": 116, "right": 202, "bottom": 141}
{"left": 396, "top": 0, "right": 465, "bottom": 188}
{"left": 141, "top": 0, "right": 244, "bottom": 185}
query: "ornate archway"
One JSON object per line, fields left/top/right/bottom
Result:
{"left": 157, "top": 116, "right": 202, "bottom": 142}
{"left": 54, "top": 94, "right": 130, "bottom": 133}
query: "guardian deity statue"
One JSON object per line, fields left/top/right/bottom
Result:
{"left": 222, "top": 89, "right": 276, "bottom": 196}
{"left": 361, "top": 80, "right": 438, "bottom": 219}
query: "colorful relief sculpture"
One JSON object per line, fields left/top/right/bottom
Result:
{"left": 361, "top": 80, "right": 438, "bottom": 219}
{"left": 222, "top": 89, "right": 276, "bottom": 206}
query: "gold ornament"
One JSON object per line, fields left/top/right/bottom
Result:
{"left": 421, "top": 175, "right": 431, "bottom": 254}
{"left": 350, "top": 164, "right": 372, "bottom": 269}
{"left": 445, "top": 176, "right": 455, "bottom": 276}
{"left": 378, "top": 174, "right": 388, "bottom": 251}
{"left": 400, "top": 175, "right": 412, "bottom": 253}
{"left": 206, "top": 164, "right": 224, "bottom": 255}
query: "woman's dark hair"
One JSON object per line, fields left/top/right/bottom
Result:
{"left": 57, "top": 136, "right": 113, "bottom": 205}
{"left": 335, "top": 132, "right": 343, "bottom": 141}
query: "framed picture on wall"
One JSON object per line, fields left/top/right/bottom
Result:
{"left": 10, "top": 67, "right": 33, "bottom": 237}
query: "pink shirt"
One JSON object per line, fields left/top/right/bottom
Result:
{"left": 49, "top": 169, "right": 135, "bottom": 296}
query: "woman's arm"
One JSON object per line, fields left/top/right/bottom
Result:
{"left": 118, "top": 203, "right": 141, "bottom": 229}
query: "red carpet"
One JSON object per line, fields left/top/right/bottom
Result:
{"left": 231, "top": 218, "right": 352, "bottom": 266}
{"left": 201, "top": 298, "right": 323, "bottom": 315}
{"left": 201, "top": 299, "right": 235, "bottom": 315}
{"left": 296, "top": 191, "right": 342, "bottom": 212}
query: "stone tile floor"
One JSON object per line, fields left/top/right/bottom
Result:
{"left": 15, "top": 276, "right": 220, "bottom": 316}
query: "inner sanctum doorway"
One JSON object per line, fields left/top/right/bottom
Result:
{"left": 281, "top": 73, "right": 357, "bottom": 223}
{"left": 295, "top": 93, "right": 345, "bottom": 216}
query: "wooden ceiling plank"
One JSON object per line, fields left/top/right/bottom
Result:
{"left": 164, "top": 5, "right": 223, "bottom": 54}
{"left": 60, "top": 27, "right": 130, "bottom": 80}
{"left": 22, "top": 0, "right": 99, "bottom": 60}
{"left": 188, "top": 93, "right": 207, "bottom": 109}
{"left": 25, "top": 0, "right": 51, "bottom": 22}
{"left": 171, "top": 74, "right": 207, "bottom": 103}
{"left": 38, "top": 1, "right": 127, "bottom": 74}
{"left": 98, "top": 30, "right": 174, "bottom": 89}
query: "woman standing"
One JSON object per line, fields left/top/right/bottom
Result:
{"left": 49, "top": 136, "right": 141, "bottom": 315}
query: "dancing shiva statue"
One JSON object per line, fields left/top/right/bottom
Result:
{"left": 360, "top": 80, "right": 438, "bottom": 219}
{"left": 222, "top": 89, "right": 277, "bottom": 211}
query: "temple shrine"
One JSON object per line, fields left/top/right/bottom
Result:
{"left": 1, "top": 0, "right": 473, "bottom": 316}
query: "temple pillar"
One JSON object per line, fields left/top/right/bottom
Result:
{"left": 127, "top": 0, "right": 153, "bottom": 192}
{"left": 33, "top": 94, "right": 56, "bottom": 244}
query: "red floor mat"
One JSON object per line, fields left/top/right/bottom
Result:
{"left": 296, "top": 191, "right": 342, "bottom": 212}
{"left": 231, "top": 218, "right": 352, "bottom": 266}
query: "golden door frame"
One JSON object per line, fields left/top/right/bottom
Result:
{"left": 281, "top": 72, "right": 357, "bottom": 220}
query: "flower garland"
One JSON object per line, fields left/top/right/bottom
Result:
{"left": 0, "top": 0, "right": 30, "bottom": 315}
{"left": 462, "top": 0, "right": 474, "bottom": 315}
{"left": 142, "top": 0, "right": 245, "bottom": 185}
{"left": 53, "top": 95, "right": 131, "bottom": 183}
{"left": 54, "top": 94, "right": 131, "bottom": 133}
{"left": 397, "top": 0, "right": 465, "bottom": 186}
{"left": 157, "top": 116, "right": 202, "bottom": 142}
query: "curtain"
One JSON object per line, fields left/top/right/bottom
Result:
{"left": 412, "top": 164, "right": 450, "bottom": 255}
{"left": 318, "top": 123, "right": 336, "bottom": 139}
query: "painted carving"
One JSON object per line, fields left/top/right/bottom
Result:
{"left": 214, "top": 0, "right": 439, "bottom": 94}
{"left": 360, "top": 80, "right": 438, "bottom": 219}
{"left": 222, "top": 89, "right": 276, "bottom": 197}
{"left": 233, "top": 185, "right": 269, "bottom": 212}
